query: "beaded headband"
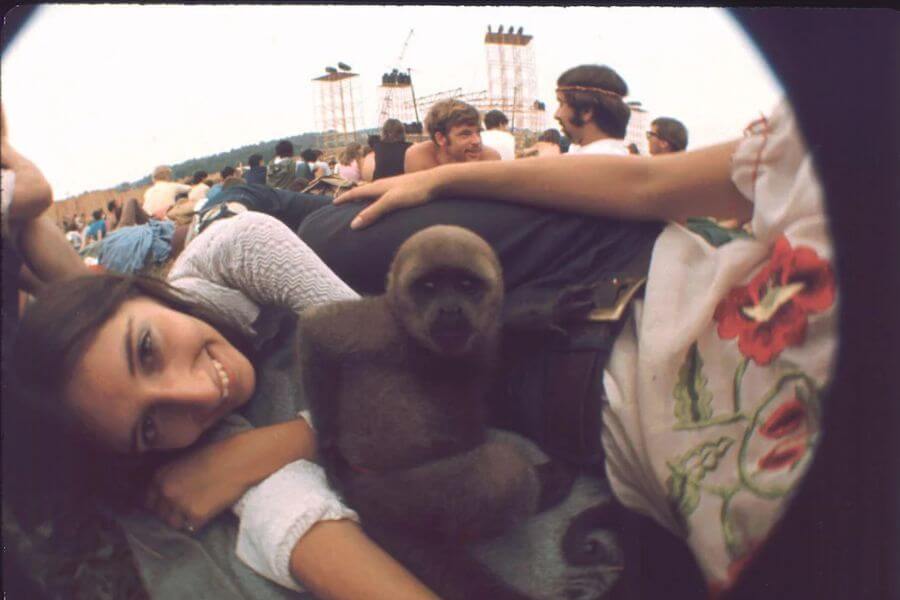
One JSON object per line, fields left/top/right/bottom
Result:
{"left": 556, "top": 85, "right": 624, "bottom": 99}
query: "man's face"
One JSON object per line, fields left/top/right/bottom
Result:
{"left": 554, "top": 92, "right": 586, "bottom": 145}
{"left": 647, "top": 125, "right": 673, "bottom": 156}
{"left": 436, "top": 122, "right": 483, "bottom": 163}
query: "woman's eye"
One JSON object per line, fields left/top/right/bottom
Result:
{"left": 140, "top": 414, "right": 158, "bottom": 449}
{"left": 138, "top": 330, "right": 154, "bottom": 367}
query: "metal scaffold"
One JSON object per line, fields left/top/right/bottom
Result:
{"left": 377, "top": 29, "right": 419, "bottom": 127}
{"left": 377, "top": 69, "right": 417, "bottom": 125}
{"left": 483, "top": 25, "right": 545, "bottom": 132}
{"left": 625, "top": 101, "right": 651, "bottom": 155}
{"left": 312, "top": 64, "right": 364, "bottom": 150}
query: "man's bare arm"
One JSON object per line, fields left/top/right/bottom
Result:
{"left": 403, "top": 141, "right": 437, "bottom": 174}
{"left": 338, "top": 140, "right": 751, "bottom": 228}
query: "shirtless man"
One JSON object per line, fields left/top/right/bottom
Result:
{"left": 404, "top": 99, "right": 501, "bottom": 174}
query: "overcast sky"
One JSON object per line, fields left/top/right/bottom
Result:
{"left": 2, "top": 5, "right": 782, "bottom": 199}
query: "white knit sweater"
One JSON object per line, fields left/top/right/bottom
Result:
{"left": 168, "top": 211, "right": 360, "bottom": 591}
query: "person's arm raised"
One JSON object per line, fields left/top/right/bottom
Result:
{"left": 337, "top": 140, "right": 750, "bottom": 229}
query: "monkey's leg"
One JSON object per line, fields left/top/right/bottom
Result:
{"left": 346, "top": 441, "right": 544, "bottom": 542}
{"left": 366, "top": 524, "right": 533, "bottom": 600}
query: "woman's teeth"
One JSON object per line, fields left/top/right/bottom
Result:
{"left": 212, "top": 358, "right": 230, "bottom": 400}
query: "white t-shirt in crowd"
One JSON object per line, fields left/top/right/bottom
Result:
{"left": 480, "top": 129, "right": 517, "bottom": 161}
{"left": 568, "top": 138, "right": 630, "bottom": 156}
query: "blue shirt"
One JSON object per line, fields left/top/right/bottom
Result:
{"left": 84, "top": 219, "right": 107, "bottom": 241}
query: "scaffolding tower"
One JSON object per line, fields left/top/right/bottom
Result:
{"left": 484, "top": 25, "right": 544, "bottom": 132}
{"left": 312, "top": 69, "right": 363, "bottom": 150}
{"left": 625, "top": 101, "right": 651, "bottom": 156}
{"left": 377, "top": 69, "right": 417, "bottom": 126}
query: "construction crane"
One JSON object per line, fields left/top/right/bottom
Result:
{"left": 379, "top": 28, "right": 419, "bottom": 125}
{"left": 397, "top": 28, "right": 414, "bottom": 65}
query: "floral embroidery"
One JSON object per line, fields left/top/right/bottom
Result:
{"left": 672, "top": 343, "right": 745, "bottom": 430}
{"left": 714, "top": 236, "right": 835, "bottom": 365}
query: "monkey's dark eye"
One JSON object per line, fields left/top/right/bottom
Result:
{"left": 457, "top": 278, "right": 480, "bottom": 294}
{"left": 417, "top": 279, "right": 437, "bottom": 293}
{"left": 583, "top": 540, "right": 599, "bottom": 554}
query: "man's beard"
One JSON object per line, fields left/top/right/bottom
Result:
{"left": 447, "top": 139, "right": 481, "bottom": 162}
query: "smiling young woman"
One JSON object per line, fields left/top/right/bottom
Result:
{"left": 10, "top": 216, "right": 439, "bottom": 600}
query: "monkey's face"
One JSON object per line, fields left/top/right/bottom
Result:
{"left": 388, "top": 226, "right": 503, "bottom": 358}
{"left": 407, "top": 266, "right": 499, "bottom": 356}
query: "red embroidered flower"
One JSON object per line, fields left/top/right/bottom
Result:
{"left": 758, "top": 397, "right": 806, "bottom": 439}
{"left": 713, "top": 236, "right": 835, "bottom": 365}
{"left": 708, "top": 543, "right": 763, "bottom": 599}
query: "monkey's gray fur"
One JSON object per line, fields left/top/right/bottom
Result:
{"left": 297, "top": 225, "right": 575, "bottom": 599}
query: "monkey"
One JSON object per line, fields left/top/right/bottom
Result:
{"left": 297, "top": 225, "right": 575, "bottom": 600}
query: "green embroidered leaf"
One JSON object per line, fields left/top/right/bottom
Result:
{"left": 686, "top": 217, "right": 752, "bottom": 247}
{"left": 673, "top": 343, "right": 714, "bottom": 426}
{"left": 667, "top": 469, "right": 701, "bottom": 519}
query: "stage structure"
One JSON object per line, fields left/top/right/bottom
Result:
{"left": 377, "top": 69, "right": 417, "bottom": 125}
{"left": 411, "top": 88, "right": 492, "bottom": 138}
{"left": 313, "top": 64, "right": 363, "bottom": 149}
{"left": 377, "top": 29, "right": 419, "bottom": 127}
{"left": 483, "top": 25, "right": 544, "bottom": 132}
{"left": 625, "top": 100, "right": 651, "bottom": 155}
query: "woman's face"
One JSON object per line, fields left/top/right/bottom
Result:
{"left": 65, "top": 297, "right": 255, "bottom": 454}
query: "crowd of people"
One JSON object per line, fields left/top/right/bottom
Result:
{"left": 2, "top": 61, "right": 837, "bottom": 600}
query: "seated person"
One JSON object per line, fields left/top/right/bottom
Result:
{"left": 245, "top": 153, "right": 267, "bottom": 186}
{"left": 81, "top": 208, "right": 107, "bottom": 247}
{"left": 205, "top": 166, "right": 237, "bottom": 206}
{"left": 554, "top": 64, "right": 631, "bottom": 156}
{"left": 368, "top": 120, "right": 412, "bottom": 182}
{"left": 143, "top": 165, "right": 191, "bottom": 220}
{"left": 647, "top": 116, "right": 689, "bottom": 156}
{"left": 404, "top": 99, "right": 501, "bottom": 174}
{"left": 520, "top": 128, "right": 563, "bottom": 158}
{"left": 267, "top": 140, "right": 298, "bottom": 190}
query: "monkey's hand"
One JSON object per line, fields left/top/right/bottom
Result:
{"left": 333, "top": 169, "right": 440, "bottom": 229}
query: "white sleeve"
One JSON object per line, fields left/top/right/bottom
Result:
{"left": 169, "top": 211, "right": 359, "bottom": 315}
{"left": 232, "top": 459, "right": 359, "bottom": 592}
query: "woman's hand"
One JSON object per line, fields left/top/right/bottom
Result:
{"left": 145, "top": 418, "right": 318, "bottom": 533}
{"left": 333, "top": 169, "right": 444, "bottom": 229}
{"left": 145, "top": 435, "right": 251, "bottom": 533}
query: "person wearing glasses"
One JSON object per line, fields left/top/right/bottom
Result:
{"left": 647, "top": 117, "right": 689, "bottom": 156}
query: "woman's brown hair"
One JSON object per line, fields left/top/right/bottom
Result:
{"left": 7, "top": 273, "right": 253, "bottom": 520}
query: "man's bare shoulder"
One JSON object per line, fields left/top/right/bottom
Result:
{"left": 481, "top": 146, "right": 503, "bottom": 162}
{"left": 404, "top": 141, "right": 438, "bottom": 174}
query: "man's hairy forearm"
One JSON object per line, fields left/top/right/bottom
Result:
{"left": 430, "top": 140, "right": 749, "bottom": 223}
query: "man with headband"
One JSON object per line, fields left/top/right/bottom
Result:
{"left": 554, "top": 65, "right": 632, "bottom": 156}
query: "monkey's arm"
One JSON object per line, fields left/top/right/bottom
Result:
{"left": 296, "top": 315, "right": 346, "bottom": 482}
